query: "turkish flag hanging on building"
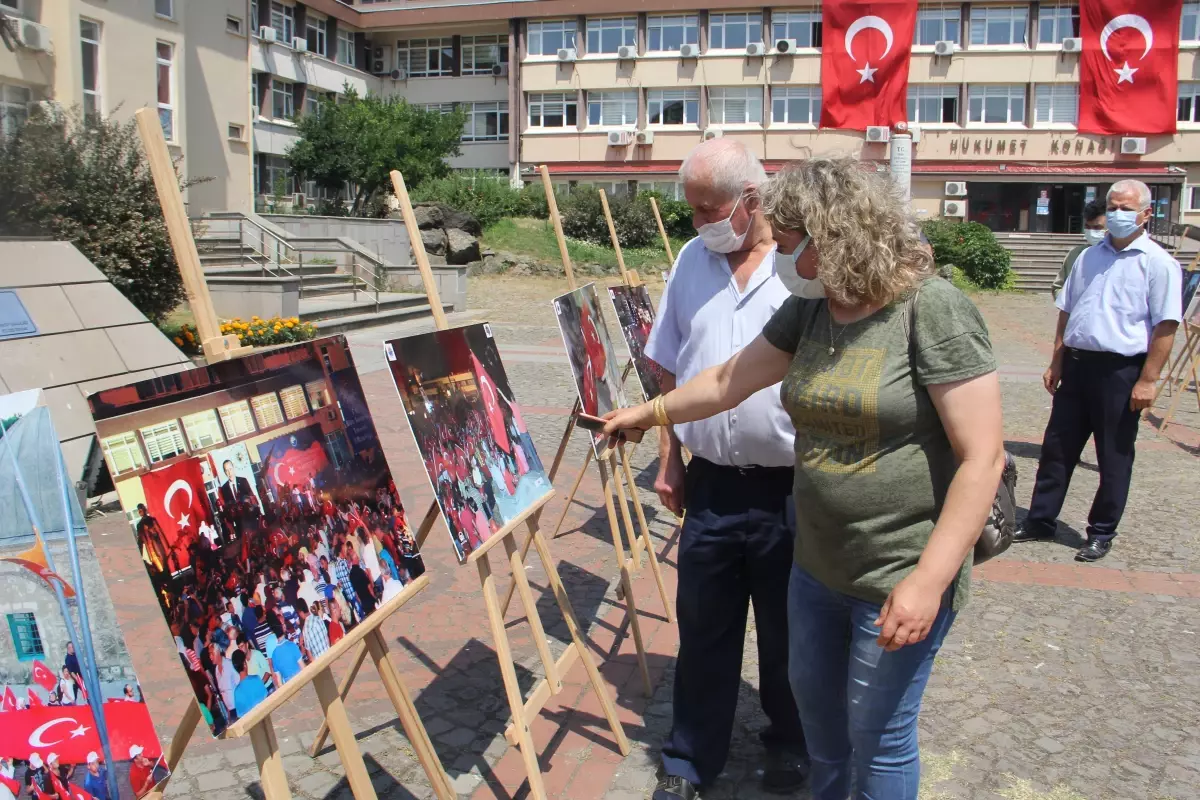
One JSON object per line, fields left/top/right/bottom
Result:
{"left": 1079, "top": 0, "right": 1183, "bottom": 134}
{"left": 471, "top": 351, "right": 511, "bottom": 453}
{"left": 820, "top": 0, "right": 919, "bottom": 130}
{"left": 0, "top": 701, "right": 163, "bottom": 763}
{"left": 140, "top": 459, "right": 212, "bottom": 572}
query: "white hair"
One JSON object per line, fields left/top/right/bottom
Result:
{"left": 1107, "top": 179, "right": 1152, "bottom": 209}
{"left": 678, "top": 139, "right": 767, "bottom": 200}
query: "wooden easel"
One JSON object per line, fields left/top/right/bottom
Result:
{"left": 649, "top": 196, "right": 676, "bottom": 264}
{"left": 312, "top": 171, "right": 632, "bottom": 800}
{"left": 1156, "top": 321, "right": 1200, "bottom": 432}
{"left": 135, "top": 108, "right": 454, "bottom": 800}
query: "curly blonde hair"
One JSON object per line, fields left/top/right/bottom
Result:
{"left": 760, "top": 157, "right": 934, "bottom": 306}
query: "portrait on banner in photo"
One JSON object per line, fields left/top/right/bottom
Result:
{"left": 554, "top": 283, "right": 629, "bottom": 455}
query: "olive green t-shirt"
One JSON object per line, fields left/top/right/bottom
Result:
{"left": 762, "top": 277, "right": 996, "bottom": 610}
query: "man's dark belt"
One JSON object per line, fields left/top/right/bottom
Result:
{"left": 689, "top": 455, "right": 793, "bottom": 478}
{"left": 1066, "top": 347, "right": 1146, "bottom": 363}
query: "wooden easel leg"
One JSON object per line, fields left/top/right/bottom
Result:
{"left": 504, "top": 535, "right": 562, "bottom": 692}
{"left": 618, "top": 443, "right": 675, "bottom": 624}
{"left": 598, "top": 459, "right": 653, "bottom": 698}
{"left": 607, "top": 453, "right": 642, "bottom": 567}
{"left": 413, "top": 500, "right": 442, "bottom": 550}
{"left": 249, "top": 715, "right": 293, "bottom": 800}
{"left": 142, "top": 699, "right": 202, "bottom": 800}
{"left": 364, "top": 629, "right": 456, "bottom": 800}
{"left": 550, "top": 449, "right": 594, "bottom": 539}
{"left": 478, "top": 550, "right": 549, "bottom": 800}
{"left": 1156, "top": 325, "right": 1195, "bottom": 402}
{"left": 1162, "top": 344, "right": 1200, "bottom": 432}
{"left": 312, "top": 669, "right": 379, "bottom": 800}
{"left": 309, "top": 642, "right": 369, "bottom": 757}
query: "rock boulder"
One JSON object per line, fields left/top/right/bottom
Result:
{"left": 446, "top": 228, "right": 481, "bottom": 265}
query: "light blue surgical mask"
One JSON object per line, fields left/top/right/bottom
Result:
{"left": 1106, "top": 209, "right": 1144, "bottom": 239}
{"left": 775, "top": 236, "right": 826, "bottom": 299}
{"left": 1083, "top": 228, "right": 1107, "bottom": 246}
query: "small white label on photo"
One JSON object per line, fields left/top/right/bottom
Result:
{"left": 385, "top": 343, "right": 396, "bottom": 361}
{"left": 483, "top": 323, "right": 493, "bottom": 338}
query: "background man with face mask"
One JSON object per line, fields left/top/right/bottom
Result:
{"left": 1050, "top": 201, "right": 1108, "bottom": 301}
{"left": 1017, "top": 180, "right": 1182, "bottom": 562}
{"left": 644, "top": 139, "right": 806, "bottom": 800}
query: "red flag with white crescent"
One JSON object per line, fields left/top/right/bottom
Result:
{"left": 140, "top": 459, "right": 212, "bottom": 572}
{"left": 26, "top": 689, "right": 43, "bottom": 708}
{"left": 1, "top": 687, "right": 16, "bottom": 712}
{"left": 0, "top": 701, "right": 163, "bottom": 762}
{"left": 820, "top": 0, "right": 919, "bottom": 130}
{"left": 470, "top": 351, "right": 510, "bottom": 453}
{"left": 30, "top": 661, "right": 56, "bottom": 693}
{"left": 1079, "top": 0, "right": 1183, "bottom": 134}
{"left": 0, "top": 774, "right": 18, "bottom": 794}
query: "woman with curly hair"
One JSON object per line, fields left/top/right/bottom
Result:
{"left": 605, "top": 156, "right": 1004, "bottom": 799}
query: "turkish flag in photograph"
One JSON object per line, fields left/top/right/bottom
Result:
{"left": 1, "top": 687, "right": 16, "bottom": 712}
{"left": 26, "top": 689, "right": 43, "bottom": 708}
{"left": 140, "top": 459, "right": 213, "bottom": 572}
{"left": 820, "top": 0, "right": 919, "bottom": 130}
{"left": 471, "top": 351, "right": 511, "bottom": 453}
{"left": 258, "top": 427, "right": 330, "bottom": 492}
{"left": 31, "top": 661, "right": 56, "bottom": 693}
{"left": 0, "top": 701, "right": 163, "bottom": 763}
{"left": 1079, "top": 0, "right": 1183, "bottom": 135}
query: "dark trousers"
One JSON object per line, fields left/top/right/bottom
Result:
{"left": 662, "top": 457, "right": 805, "bottom": 787}
{"left": 1026, "top": 348, "right": 1145, "bottom": 543}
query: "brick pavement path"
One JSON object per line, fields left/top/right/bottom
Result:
{"left": 89, "top": 278, "right": 1200, "bottom": 800}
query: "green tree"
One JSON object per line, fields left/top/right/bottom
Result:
{"left": 0, "top": 108, "right": 186, "bottom": 323}
{"left": 287, "top": 87, "right": 466, "bottom": 216}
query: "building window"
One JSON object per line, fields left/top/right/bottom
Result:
{"left": 709, "top": 12, "right": 763, "bottom": 50}
{"left": 336, "top": 29, "right": 356, "bottom": 66}
{"left": 0, "top": 84, "right": 31, "bottom": 138}
{"left": 462, "top": 34, "right": 508, "bottom": 75}
{"left": 527, "top": 20, "right": 578, "bottom": 57}
{"left": 771, "top": 86, "right": 821, "bottom": 125}
{"left": 528, "top": 92, "right": 577, "bottom": 128}
{"left": 101, "top": 431, "right": 146, "bottom": 476}
{"left": 80, "top": 19, "right": 101, "bottom": 119}
{"left": 306, "top": 15, "right": 327, "bottom": 57}
{"left": 305, "top": 380, "right": 330, "bottom": 409}
{"left": 968, "top": 84, "right": 1027, "bottom": 125}
{"left": 228, "top": 122, "right": 245, "bottom": 139}
{"left": 0, "top": 0, "right": 22, "bottom": 16}
{"left": 1179, "top": 82, "right": 1200, "bottom": 123}
{"left": 914, "top": 7, "right": 961, "bottom": 45}
{"left": 423, "top": 102, "right": 455, "bottom": 115}
{"left": 1037, "top": 4, "right": 1078, "bottom": 45}
{"left": 586, "top": 90, "right": 637, "bottom": 127}
{"left": 907, "top": 84, "right": 959, "bottom": 124}
{"left": 226, "top": 15, "right": 244, "bottom": 35}
{"left": 1185, "top": 3, "right": 1200, "bottom": 43}
{"left": 7, "top": 614, "right": 44, "bottom": 662}
{"left": 181, "top": 410, "right": 225, "bottom": 450}
{"left": 156, "top": 41, "right": 175, "bottom": 140}
{"left": 250, "top": 393, "right": 285, "bottom": 429}
{"left": 648, "top": 88, "right": 700, "bottom": 126}
{"left": 463, "top": 101, "right": 509, "bottom": 142}
{"left": 771, "top": 11, "right": 822, "bottom": 48}
{"left": 586, "top": 17, "right": 636, "bottom": 55}
{"left": 271, "top": 77, "right": 294, "bottom": 119}
{"left": 970, "top": 6, "right": 1028, "bottom": 47}
{"left": 1034, "top": 84, "right": 1079, "bottom": 125}
{"left": 1187, "top": 185, "right": 1200, "bottom": 211}
{"left": 155, "top": 0, "right": 173, "bottom": 19}
{"left": 647, "top": 15, "right": 698, "bottom": 52}
{"left": 642, "top": 181, "right": 684, "bottom": 200}
{"left": 259, "top": 153, "right": 293, "bottom": 195}
{"left": 270, "top": 1, "right": 294, "bottom": 43}
{"left": 397, "top": 38, "right": 454, "bottom": 78}
{"left": 218, "top": 400, "right": 257, "bottom": 438}
{"left": 140, "top": 420, "right": 187, "bottom": 464}
{"left": 304, "top": 90, "right": 331, "bottom": 118}
{"left": 279, "top": 385, "right": 310, "bottom": 420}
{"left": 708, "top": 87, "right": 763, "bottom": 125}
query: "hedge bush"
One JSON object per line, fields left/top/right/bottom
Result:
{"left": 920, "top": 219, "right": 1013, "bottom": 289}
{"left": 410, "top": 171, "right": 554, "bottom": 229}
{"left": 559, "top": 191, "right": 663, "bottom": 249}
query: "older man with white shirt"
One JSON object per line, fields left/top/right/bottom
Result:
{"left": 645, "top": 139, "right": 806, "bottom": 800}
{"left": 1017, "top": 179, "right": 1182, "bottom": 562}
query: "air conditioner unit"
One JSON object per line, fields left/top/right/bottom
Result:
{"left": 746, "top": 42, "right": 768, "bottom": 57}
{"left": 491, "top": 63, "right": 509, "bottom": 77}
{"left": 292, "top": 37, "right": 307, "bottom": 52}
{"left": 258, "top": 26, "right": 277, "bottom": 42}
{"left": 774, "top": 38, "right": 798, "bottom": 54}
{"left": 933, "top": 40, "right": 955, "bottom": 57}
{"left": 373, "top": 60, "right": 385, "bottom": 73}
{"left": 617, "top": 45, "right": 637, "bottom": 60}
{"left": 390, "top": 68, "right": 406, "bottom": 80}
{"left": 943, "top": 200, "right": 967, "bottom": 217}
{"left": 373, "top": 47, "right": 385, "bottom": 59}
{"left": 1121, "top": 137, "right": 1148, "bottom": 155}
{"left": 1061, "top": 37, "right": 1083, "bottom": 53}
{"left": 607, "top": 129, "right": 633, "bottom": 146}
{"left": 16, "top": 20, "right": 52, "bottom": 52}
{"left": 557, "top": 47, "right": 577, "bottom": 62}
{"left": 944, "top": 181, "right": 968, "bottom": 197}
{"left": 865, "top": 126, "right": 891, "bottom": 142}
{"left": 702, "top": 127, "right": 724, "bottom": 140}
{"left": 679, "top": 43, "right": 700, "bottom": 58}
{"left": 635, "top": 129, "right": 654, "bottom": 145}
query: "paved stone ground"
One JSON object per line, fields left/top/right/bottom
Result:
{"left": 87, "top": 277, "right": 1200, "bottom": 800}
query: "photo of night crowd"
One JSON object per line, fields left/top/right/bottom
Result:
{"left": 554, "top": 284, "right": 629, "bottom": 455}
{"left": 608, "top": 285, "right": 664, "bottom": 400}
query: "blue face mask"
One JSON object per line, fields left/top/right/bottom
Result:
{"left": 1106, "top": 209, "right": 1144, "bottom": 239}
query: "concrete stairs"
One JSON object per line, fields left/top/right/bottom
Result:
{"left": 994, "top": 232, "right": 1079, "bottom": 293}
{"left": 301, "top": 292, "right": 450, "bottom": 334}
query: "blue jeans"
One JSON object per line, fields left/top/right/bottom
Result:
{"left": 787, "top": 564, "right": 956, "bottom": 800}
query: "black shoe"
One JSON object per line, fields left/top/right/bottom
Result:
{"left": 652, "top": 776, "right": 698, "bottom": 800}
{"left": 1013, "top": 522, "right": 1055, "bottom": 543}
{"left": 1075, "top": 539, "right": 1112, "bottom": 562}
{"left": 762, "top": 747, "right": 809, "bottom": 794}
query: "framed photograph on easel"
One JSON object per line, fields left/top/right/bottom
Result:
{"left": 553, "top": 283, "right": 629, "bottom": 455}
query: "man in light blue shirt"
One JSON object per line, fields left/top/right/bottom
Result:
{"left": 644, "top": 139, "right": 805, "bottom": 800}
{"left": 1017, "top": 179, "right": 1181, "bottom": 562}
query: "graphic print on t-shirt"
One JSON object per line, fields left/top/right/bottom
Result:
{"left": 784, "top": 341, "right": 884, "bottom": 474}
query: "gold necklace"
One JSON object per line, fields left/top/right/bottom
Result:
{"left": 827, "top": 307, "right": 848, "bottom": 357}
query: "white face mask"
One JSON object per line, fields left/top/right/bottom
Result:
{"left": 775, "top": 237, "right": 826, "bottom": 299}
{"left": 697, "top": 194, "right": 749, "bottom": 254}
{"left": 1083, "top": 228, "right": 1106, "bottom": 246}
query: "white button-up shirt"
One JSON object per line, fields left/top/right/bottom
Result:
{"left": 1057, "top": 232, "right": 1182, "bottom": 356}
{"left": 646, "top": 237, "right": 795, "bottom": 468}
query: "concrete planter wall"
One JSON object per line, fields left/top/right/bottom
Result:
{"left": 207, "top": 276, "right": 301, "bottom": 320}
{"left": 380, "top": 264, "right": 468, "bottom": 311}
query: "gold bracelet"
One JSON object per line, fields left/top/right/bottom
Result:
{"left": 653, "top": 394, "right": 672, "bottom": 427}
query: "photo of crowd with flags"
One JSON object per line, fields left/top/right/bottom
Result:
{"left": 0, "top": 391, "right": 168, "bottom": 799}
{"left": 87, "top": 337, "right": 425, "bottom": 737}
{"left": 384, "top": 323, "right": 550, "bottom": 563}
{"left": 553, "top": 284, "right": 629, "bottom": 455}
{"left": 607, "top": 284, "right": 664, "bottom": 401}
